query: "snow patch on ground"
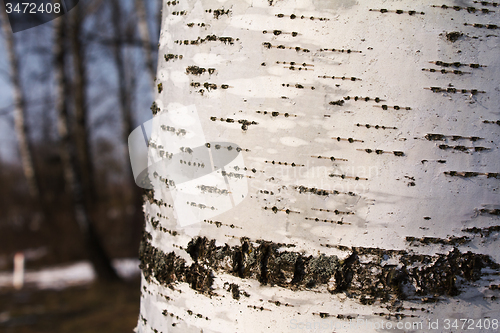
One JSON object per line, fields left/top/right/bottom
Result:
{"left": 0, "top": 258, "right": 140, "bottom": 290}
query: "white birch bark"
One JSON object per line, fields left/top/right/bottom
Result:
{"left": 137, "top": 0, "right": 500, "bottom": 332}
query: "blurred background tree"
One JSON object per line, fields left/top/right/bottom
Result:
{"left": 0, "top": 0, "right": 160, "bottom": 278}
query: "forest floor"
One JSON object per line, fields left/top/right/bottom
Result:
{"left": 0, "top": 279, "right": 141, "bottom": 333}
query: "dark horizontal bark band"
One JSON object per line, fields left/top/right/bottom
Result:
{"left": 139, "top": 232, "right": 499, "bottom": 304}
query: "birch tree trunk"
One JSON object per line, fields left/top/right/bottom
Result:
{"left": 0, "top": 3, "right": 41, "bottom": 199}
{"left": 137, "top": 0, "right": 500, "bottom": 332}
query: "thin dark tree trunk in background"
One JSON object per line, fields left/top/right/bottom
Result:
{"left": 134, "top": 0, "right": 156, "bottom": 84}
{"left": 111, "top": 0, "right": 144, "bottom": 245}
{"left": 0, "top": 4, "right": 41, "bottom": 199}
{"left": 53, "top": 15, "right": 120, "bottom": 282}
{"left": 111, "top": 0, "right": 134, "bottom": 142}
{"left": 70, "top": 4, "right": 97, "bottom": 204}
